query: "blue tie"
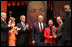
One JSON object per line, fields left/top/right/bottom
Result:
{"left": 22, "top": 23, "right": 25, "bottom": 28}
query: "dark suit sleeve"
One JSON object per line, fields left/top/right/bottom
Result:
{"left": 17, "top": 23, "right": 24, "bottom": 32}
{"left": 32, "top": 23, "right": 35, "bottom": 40}
{"left": 42, "top": 23, "right": 47, "bottom": 36}
{"left": 57, "top": 24, "right": 64, "bottom": 37}
{"left": 1, "top": 22, "right": 11, "bottom": 30}
{"left": 62, "top": 14, "right": 71, "bottom": 41}
{"left": 57, "top": 24, "right": 64, "bottom": 42}
{"left": 42, "top": 23, "right": 47, "bottom": 35}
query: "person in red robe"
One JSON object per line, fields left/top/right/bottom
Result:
{"left": 44, "top": 19, "right": 57, "bottom": 46}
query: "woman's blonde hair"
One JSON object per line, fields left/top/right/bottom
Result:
{"left": 9, "top": 17, "right": 15, "bottom": 21}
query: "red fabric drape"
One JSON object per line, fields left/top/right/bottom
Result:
{"left": 1, "top": 1, "right": 7, "bottom": 13}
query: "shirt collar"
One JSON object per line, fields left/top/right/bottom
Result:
{"left": 38, "top": 21, "right": 43, "bottom": 24}
{"left": 21, "top": 22, "right": 25, "bottom": 25}
{"left": 60, "top": 22, "right": 63, "bottom": 26}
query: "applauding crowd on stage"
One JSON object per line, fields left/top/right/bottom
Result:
{"left": 1, "top": 4, "right": 71, "bottom": 46}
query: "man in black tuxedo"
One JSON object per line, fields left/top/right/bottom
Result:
{"left": 17, "top": 15, "right": 29, "bottom": 46}
{"left": 1, "top": 12, "right": 12, "bottom": 46}
{"left": 61, "top": 4, "right": 71, "bottom": 46}
{"left": 32, "top": 15, "right": 47, "bottom": 46}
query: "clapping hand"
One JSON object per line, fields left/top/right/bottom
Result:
{"left": 24, "top": 24, "right": 29, "bottom": 31}
{"left": 32, "top": 40, "right": 35, "bottom": 45}
{"left": 53, "top": 34, "right": 57, "bottom": 38}
{"left": 17, "top": 27, "right": 21, "bottom": 31}
{"left": 26, "top": 25, "right": 29, "bottom": 29}
{"left": 50, "top": 36, "right": 53, "bottom": 38}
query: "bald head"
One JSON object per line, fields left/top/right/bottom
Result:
{"left": 38, "top": 15, "right": 43, "bottom": 22}
{"left": 1, "top": 12, "right": 7, "bottom": 21}
{"left": 64, "top": 4, "right": 71, "bottom": 12}
{"left": 57, "top": 16, "right": 61, "bottom": 20}
{"left": 64, "top": 5, "right": 70, "bottom": 9}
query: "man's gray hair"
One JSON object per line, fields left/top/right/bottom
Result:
{"left": 1, "top": 12, "right": 6, "bottom": 16}
{"left": 20, "top": 15, "right": 25, "bottom": 19}
{"left": 38, "top": 15, "right": 43, "bottom": 19}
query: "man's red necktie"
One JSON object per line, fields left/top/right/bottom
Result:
{"left": 40, "top": 23, "right": 42, "bottom": 33}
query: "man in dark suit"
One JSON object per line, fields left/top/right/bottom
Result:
{"left": 61, "top": 4, "right": 71, "bottom": 46}
{"left": 17, "top": 15, "right": 29, "bottom": 46}
{"left": 56, "top": 16, "right": 64, "bottom": 46}
{"left": 1, "top": 12, "right": 12, "bottom": 46}
{"left": 32, "top": 15, "right": 47, "bottom": 46}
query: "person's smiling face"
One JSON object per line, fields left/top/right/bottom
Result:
{"left": 48, "top": 20, "right": 53, "bottom": 27}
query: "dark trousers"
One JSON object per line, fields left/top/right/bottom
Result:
{"left": 57, "top": 41, "right": 63, "bottom": 46}
{"left": 63, "top": 40, "right": 71, "bottom": 46}
{"left": 32, "top": 42, "right": 39, "bottom": 46}
{"left": 32, "top": 41, "right": 40, "bottom": 46}
{"left": 32, "top": 42, "right": 44, "bottom": 46}
{"left": 25, "top": 34, "right": 29, "bottom": 46}
{"left": 44, "top": 43, "right": 56, "bottom": 46}
{"left": 17, "top": 42, "right": 25, "bottom": 46}
{"left": 39, "top": 42, "right": 45, "bottom": 46}
{"left": 16, "top": 38, "right": 25, "bottom": 46}
{"left": 1, "top": 41, "right": 8, "bottom": 46}
{"left": 16, "top": 38, "right": 26, "bottom": 46}
{"left": 16, "top": 33, "right": 27, "bottom": 46}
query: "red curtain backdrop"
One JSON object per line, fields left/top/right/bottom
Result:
{"left": 1, "top": 1, "right": 7, "bottom": 13}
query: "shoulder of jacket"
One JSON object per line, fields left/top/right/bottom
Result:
{"left": 17, "top": 23, "right": 21, "bottom": 25}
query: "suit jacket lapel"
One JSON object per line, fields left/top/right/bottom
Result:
{"left": 20, "top": 23, "right": 26, "bottom": 27}
{"left": 20, "top": 23, "right": 23, "bottom": 28}
{"left": 43, "top": 23, "right": 44, "bottom": 30}
{"left": 42, "top": 23, "right": 45, "bottom": 33}
{"left": 37, "top": 22, "right": 40, "bottom": 33}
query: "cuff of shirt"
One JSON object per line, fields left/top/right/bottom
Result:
{"left": 8, "top": 25, "right": 10, "bottom": 27}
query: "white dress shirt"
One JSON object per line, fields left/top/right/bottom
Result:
{"left": 38, "top": 22, "right": 43, "bottom": 31}
{"left": 21, "top": 22, "right": 25, "bottom": 25}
